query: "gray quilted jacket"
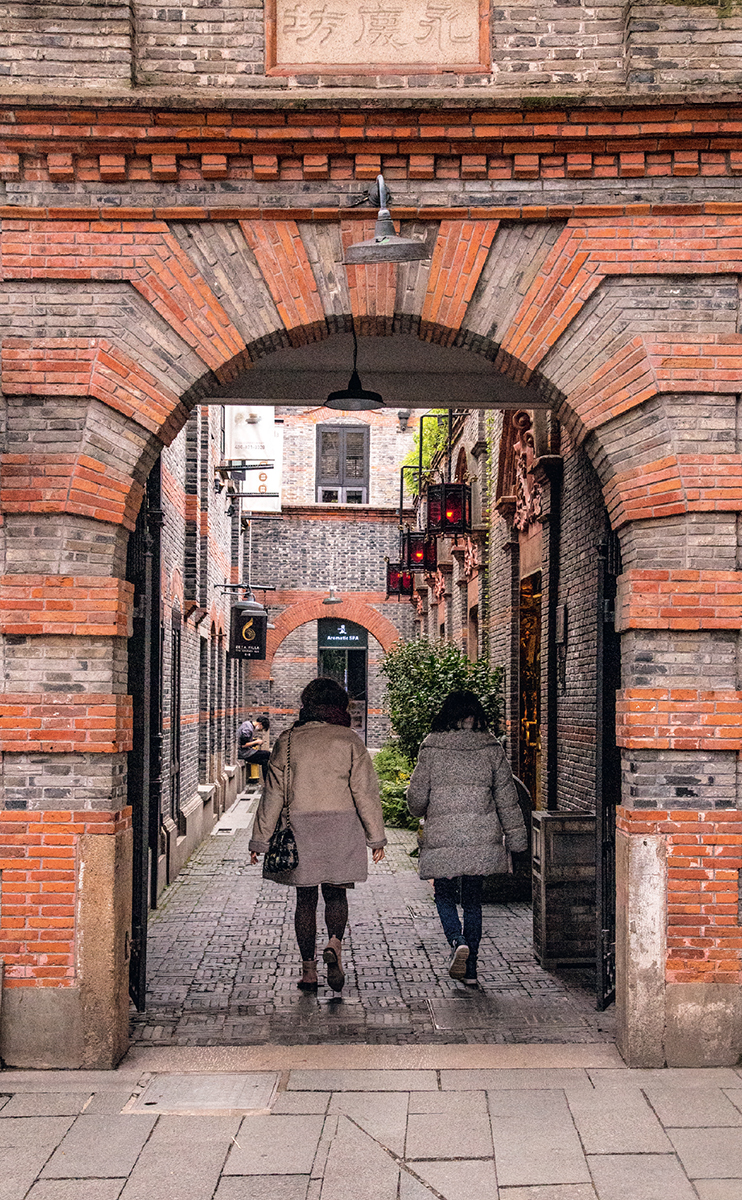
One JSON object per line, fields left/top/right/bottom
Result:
{"left": 406, "top": 729, "right": 528, "bottom": 879}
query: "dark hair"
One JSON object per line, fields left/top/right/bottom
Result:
{"left": 259, "top": 716, "right": 270, "bottom": 731}
{"left": 430, "top": 689, "right": 489, "bottom": 733}
{"left": 300, "top": 676, "right": 349, "bottom": 712}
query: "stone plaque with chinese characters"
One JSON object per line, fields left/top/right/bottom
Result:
{"left": 268, "top": 1, "right": 487, "bottom": 74}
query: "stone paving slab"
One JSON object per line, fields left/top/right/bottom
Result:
{"left": 41, "top": 1116, "right": 157, "bottom": 1180}
{"left": 565, "top": 1087, "right": 672, "bottom": 1153}
{"left": 695, "top": 1183, "right": 742, "bottom": 1200}
{"left": 287, "top": 1069, "right": 438, "bottom": 1091}
{"left": 587, "top": 1153, "right": 698, "bottom": 1200}
{"left": 0, "top": 1118, "right": 76, "bottom": 1200}
{"left": 667, "top": 1126, "right": 742, "bottom": 1179}
{"left": 0, "top": 1093, "right": 92, "bottom": 1118}
{"left": 25, "top": 1184, "right": 126, "bottom": 1200}
{"left": 401, "top": 1159, "right": 499, "bottom": 1200}
{"left": 215, "top": 1180, "right": 309, "bottom": 1200}
{"left": 489, "top": 1090, "right": 592, "bottom": 1188}
{"left": 327, "top": 1091, "right": 409, "bottom": 1155}
{"left": 644, "top": 1086, "right": 742, "bottom": 1128}
{"left": 498, "top": 1188, "right": 597, "bottom": 1199}
{"left": 222, "top": 1115, "right": 324, "bottom": 1176}
{"left": 118, "top": 1116, "right": 240, "bottom": 1200}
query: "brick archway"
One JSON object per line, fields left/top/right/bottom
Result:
{"left": 248, "top": 594, "right": 401, "bottom": 681}
{"left": 3, "top": 196, "right": 742, "bottom": 1070}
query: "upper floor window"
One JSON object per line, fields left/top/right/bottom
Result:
{"left": 316, "top": 425, "right": 369, "bottom": 504}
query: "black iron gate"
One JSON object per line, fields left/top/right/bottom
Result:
{"left": 126, "top": 462, "right": 163, "bottom": 1012}
{"left": 595, "top": 532, "right": 622, "bottom": 1011}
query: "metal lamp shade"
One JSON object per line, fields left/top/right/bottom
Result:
{"left": 345, "top": 219, "right": 430, "bottom": 264}
{"left": 326, "top": 369, "right": 384, "bottom": 412}
{"left": 386, "top": 562, "right": 414, "bottom": 598}
{"left": 403, "top": 530, "right": 438, "bottom": 571}
{"left": 426, "top": 482, "right": 472, "bottom": 536}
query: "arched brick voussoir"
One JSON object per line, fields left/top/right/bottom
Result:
{"left": 249, "top": 595, "right": 401, "bottom": 681}
{"left": 1, "top": 337, "right": 191, "bottom": 446}
{"left": 496, "top": 215, "right": 742, "bottom": 381}
{"left": 566, "top": 332, "right": 742, "bottom": 435}
{"left": 603, "top": 453, "right": 742, "bottom": 531}
{"left": 1, "top": 451, "right": 145, "bottom": 532}
{"left": 1, "top": 218, "right": 247, "bottom": 376}
{"left": 240, "top": 219, "right": 327, "bottom": 346}
{"left": 420, "top": 219, "right": 500, "bottom": 346}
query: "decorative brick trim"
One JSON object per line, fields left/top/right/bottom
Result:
{"left": 604, "top": 454, "right": 742, "bottom": 529}
{"left": 616, "top": 689, "right": 742, "bottom": 751}
{"left": 0, "top": 808, "right": 132, "bottom": 988}
{"left": 239, "top": 218, "right": 326, "bottom": 342}
{"left": 341, "top": 218, "right": 397, "bottom": 335}
{"left": 1, "top": 337, "right": 187, "bottom": 445}
{"left": 0, "top": 452, "right": 144, "bottom": 530}
{"left": 4, "top": 100, "right": 742, "bottom": 185}
{"left": 616, "top": 569, "right": 742, "bottom": 632}
{"left": 420, "top": 218, "right": 499, "bottom": 343}
{"left": 0, "top": 693, "right": 134, "bottom": 754}
{"left": 2, "top": 219, "right": 247, "bottom": 375}
{"left": 617, "top": 807, "right": 742, "bottom": 986}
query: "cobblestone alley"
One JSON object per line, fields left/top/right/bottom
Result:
{"left": 131, "top": 796, "right": 615, "bottom": 1048}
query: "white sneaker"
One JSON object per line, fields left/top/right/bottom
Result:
{"left": 448, "top": 942, "right": 469, "bottom": 980}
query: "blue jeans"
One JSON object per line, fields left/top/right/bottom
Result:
{"left": 433, "top": 875, "right": 484, "bottom": 974}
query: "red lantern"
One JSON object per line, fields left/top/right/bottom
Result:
{"left": 403, "top": 530, "right": 437, "bottom": 571}
{"left": 386, "top": 562, "right": 414, "bottom": 598}
{"left": 426, "top": 483, "right": 471, "bottom": 536}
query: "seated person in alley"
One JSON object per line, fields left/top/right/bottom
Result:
{"left": 240, "top": 716, "right": 271, "bottom": 780}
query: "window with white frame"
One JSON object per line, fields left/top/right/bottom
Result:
{"left": 316, "top": 425, "right": 369, "bottom": 504}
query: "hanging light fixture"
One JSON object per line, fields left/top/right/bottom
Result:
{"left": 386, "top": 561, "right": 414, "bottom": 599}
{"left": 426, "top": 481, "right": 472, "bottom": 537}
{"left": 402, "top": 529, "right": 438, "bottom": 572}
{"left": 345, "top": 175, "right": 430, "bottom": 264}
{"left": 325, "top": 319, "right": 384, "bottom": 411}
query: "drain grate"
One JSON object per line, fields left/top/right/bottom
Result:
{"left": 126, "top": 1072, "right": 279, "bottom": 1115}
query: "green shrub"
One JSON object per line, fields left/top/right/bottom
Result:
{"left": 372, "top": 744, "right": 419, "bottom": 831}
{"left": 379, "top": 637, "right": 503, "bottom": 762}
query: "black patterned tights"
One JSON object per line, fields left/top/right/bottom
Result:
{"left": 294, "top": 884, "right": 348, "bottom": 961}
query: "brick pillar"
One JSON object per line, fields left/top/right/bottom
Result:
{"left": 613, "top": 523, "right": 742, "bottom": 1065}
{"left": 0, "top": 375, "right": 166, "bottom": 1066}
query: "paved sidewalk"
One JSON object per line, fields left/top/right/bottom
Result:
{"left": 132, "top": 806, "right": 615, "bottom": 1047}
{"left": 2, "top": 1047, "right": 742, "bottom": 1199}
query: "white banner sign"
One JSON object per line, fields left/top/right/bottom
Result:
{"left": 224, "top": 407, "right": 283, "bottom": 513}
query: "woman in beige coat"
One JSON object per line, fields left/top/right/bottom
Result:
{"left": 249, "top": 678, "right": 386, "bottom": 993}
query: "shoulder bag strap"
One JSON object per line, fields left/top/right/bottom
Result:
{"left": 283, "top": 729, "right": 292, "bottom": 827}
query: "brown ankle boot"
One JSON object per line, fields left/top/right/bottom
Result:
{"left": 323, "top": 936, "right": 344, "bottom": 992}
{"left": 297, "top": 960, "right": 318, "bottom": 992}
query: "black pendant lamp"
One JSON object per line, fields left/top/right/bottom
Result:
{"left": 326, "top": 320, "right": 384, "bottom": 411}
{"left": 344, "top": 175, "right": 430, "bottom": 265}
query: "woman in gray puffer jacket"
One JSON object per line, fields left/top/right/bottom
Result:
{"left": 407, "top": 690, "right": 528, "bottom": 985}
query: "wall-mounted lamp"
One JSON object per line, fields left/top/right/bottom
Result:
{"left": 322, "top": 586, "right": 342, "bottom": 605}
{"left": 397, "top": 409, "right": 411, "bottom": 433}
{"left": 344, "top": 175, "right": 430, "bottom": 264}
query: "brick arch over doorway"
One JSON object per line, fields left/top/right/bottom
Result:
{"left": 3, "top": 204, "right": 742, "bottom": 1070}
{"left": 249, "top": 596, "right": 402, "bottom": 682}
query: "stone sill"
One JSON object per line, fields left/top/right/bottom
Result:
{"left": 1, "top": 83, "right": 741, "bottom": 113}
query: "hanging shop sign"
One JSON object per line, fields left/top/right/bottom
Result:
{"left": 224, "top": 407, "right": 284, "bottom": 513}
{"left": 230, "top": 603, "right": 268, "bottom": 660}
{"left": 318, "top": 618, "right": 368, "bottom": 649}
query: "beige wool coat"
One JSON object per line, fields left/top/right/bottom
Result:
{"left": 249, "top": 721, "right": 386, "bottom": 887}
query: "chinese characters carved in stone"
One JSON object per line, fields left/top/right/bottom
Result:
{"left": 272, "top": 0, "right": 484, "bottom": 70}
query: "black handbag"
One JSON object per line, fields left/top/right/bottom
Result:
{"left": 264, "top": 730, "right": 299, "bottom": 875}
